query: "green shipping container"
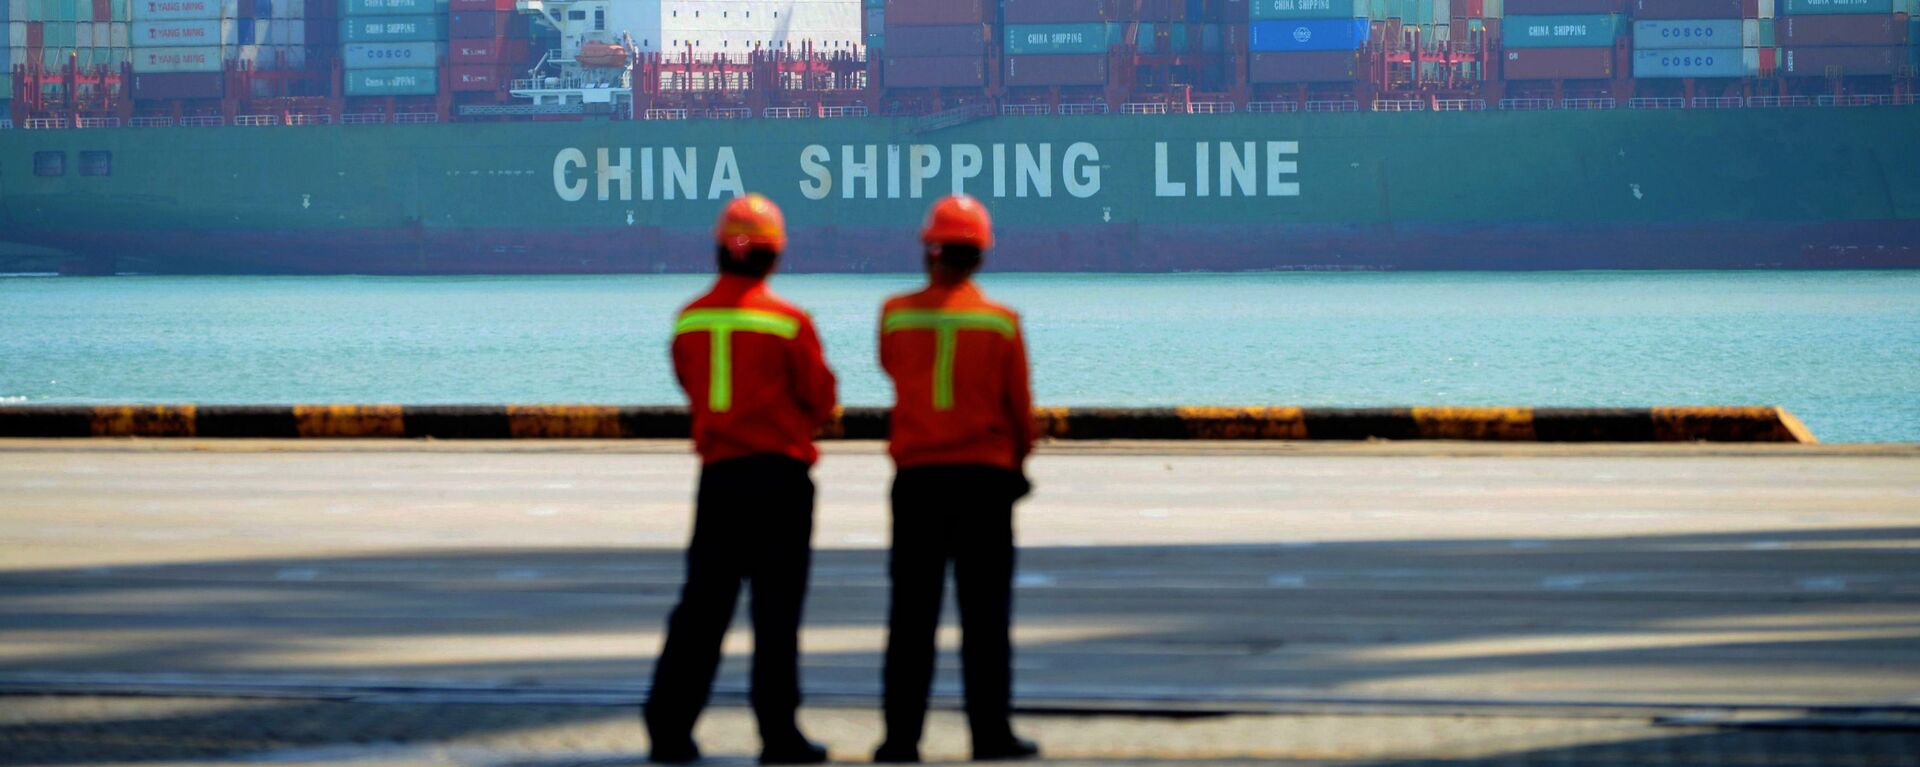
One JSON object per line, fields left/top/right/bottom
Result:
{"left": 344, "top": 67, "right": 439, "bottom": 96}
{"left": 1502, "top": 14, "right": 1624, "bottom": 47}
{"left": 341, "top": 15, "right": 444, "bottom": 43}
{"left": 1004, "top": 23, "right": 1111, "bottom": 55}
{"left": 1248, "top": 0, "right": 1372, "bottom": 18}
{"left": 344, "top": 0, "right": 444, "bottom": 15}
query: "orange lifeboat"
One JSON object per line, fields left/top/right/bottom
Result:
{"left": 577, "top": 41, "right": 630, "bottom": 68}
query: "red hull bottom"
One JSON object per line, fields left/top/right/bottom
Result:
{"left": 7, "top": 220, "right": 1919, "bottom": 274}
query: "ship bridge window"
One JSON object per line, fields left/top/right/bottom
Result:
{"left": 33, "top": 151, "right": 65, "bottom": 177}
{"left": 79, "top": 151, "right": 112, "bottom": 177}
{"left": 568, "top": 10, "right": 585, "bottom": 20}
{"left": 594, "top": 9, "right": 604, "bottom": 30}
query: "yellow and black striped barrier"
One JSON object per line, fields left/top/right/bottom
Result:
{"left": 0, "top": 405, "right": 1816, "bottom": 443}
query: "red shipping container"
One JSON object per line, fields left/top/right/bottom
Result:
{"left": 93, "top": 0, "right": 112, "bottom": 21}
{"left": 885, "top": 55, "right": 987, "bottom": 86}
{"left": 450, "top": 0, "right": 518, "bottom": 10}
{"left": 1502, "top": 47, "right": 1614, "bottom": 79}
{"left": 450, "top": 12, "right": 513, "bottom": 39}
{"left": 882, "top": 24, "right": 989, "bottom": 57}
{"left": 1003, "top": 0, "right": 1111, "bottom": 23}
{"left": 131, "top": 72, "right": 224, "bottom": 99}
{"left": 1506, "top": 0, "right": 1624, "bottom": 13}
{"left": 1004, "top": 54, "right": 1109, "bottom": 85}
{"left": 1780, "top": 46, "right": 1907, "bottom": 77}
{"left": 1628, "top": 0, "right": 1745, "bottom": 19}
{"left": 27, "top": 22, "right": 44, "bottom": 49}
{"left": 1464, "top": 0, "right": 1486, "bottom": 16}
{"left": 884, "top": 0, "right": 988, "bottom": 26}
{"left": 1249, "top": 50, "right": 1360, "bottom": 82}
{"left": 1778, "top": 15, "right": 1908, "bottom": 46}
{"left": 450, "top": 39, "right": 495, "bottom": 64}
{"left": 450, "top": 65, "right": 506, "bottom": 91}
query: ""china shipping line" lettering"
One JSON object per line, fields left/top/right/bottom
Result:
{"left": 553, "top": 141, "right": 1300, "bottom": 203}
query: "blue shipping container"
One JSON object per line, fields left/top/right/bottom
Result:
{"left": 1249, "top": 18, "right": 1372, "bottom": 51}
{"left": 1632, "top": 48, "right": 1756, "bottom": 77}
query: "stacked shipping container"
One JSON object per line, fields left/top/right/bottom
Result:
{"left": 447, "top": 0, "right": 528, "bottom": 94}
{"left": 1630, "top": 0, "right": 1775, "bottom": 79}
{"left": 10, "top": 0, "right": 133, "bottom": 92}
{"left": 1002, "top": 0, "right": 1111, "bottom": 87}
{"left": 1778, "top": 0, "right": 1913, "bottom": 76}
{"left": 1501, "top": 0, "right": 1624, "bottom": 79}
{"left": 881, "top": 0, "right": 988, "bottom": 87}
{"left": 1247, "top": 0, "right": 1375, "bottom": 82}
{"left": 341, "top": 0, "right": 443, "bottom": 96}
{"left": 129, "top": 0, "right": 221, "bottom": 100}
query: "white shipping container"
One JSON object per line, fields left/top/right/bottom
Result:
{"left": 9, "top": 21, "right": 25, "bottom": 48}
{"left": 8, "top": 0, "right": 22, "bottom": 21}
{"left": 133, "top": 19, "right": 223, "bottom": 46}
{"left": 111, "top": 21, "right": 129, "bottom": 47}
{"left": 276, "top": 0, "right": 306, "bottom": 19}
{"left": 129, "top": 0, "right": 225, "bottom": 21}
{"left": 77, "top": 22, "right": 94, "bottom": 48}
{"left": 1755, "top": 0, "right": 1774, "bottom": 18}
{"left": 133, "top": 44, "right": 224, "bottom": 71}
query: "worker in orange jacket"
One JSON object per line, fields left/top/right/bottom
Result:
{"left": 873, "top": 195, "right": 1039, "bottom": 763}
{"left": 646, "top": 194, "right": 836, "bottom": 765}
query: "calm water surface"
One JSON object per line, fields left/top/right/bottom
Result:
{"left": 2, "top": 272, "right": 1916, "bottom": 443}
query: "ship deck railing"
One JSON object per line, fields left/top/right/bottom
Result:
{"left": 76, "top": 117, "right": 121, "bottom": 129}
{"left": 24, "top": 117, "right": 73, "bottom": 129}
{"left": 287, "top": 114, "right": 333, "bottom": 126}
{"left": 394, "top": 113, "right": 440, "bottom": 125}
{"left": 1691, "top": 96, "right": 1745, "bottom": 109}
{"left": 1372, "top": 99, "right": 1427, "bottom": 112}
{"left": 129, "top": 116, "right": 174, "bottom": 128}
{"left": 1561, "top": 98, "right": 1616, "bottom": 110}
{"left": 1628, "top": 97, "right": 1686, "bottom": 110}
{"left": 1304, "top": 100, "right": 1360, "bottom": 113}
{"left": 1120, "top": 102, "right": 1172, "bottom": 115}
{"left": 1747, "top": 96, "right": 1812, "bottom": 108}
{"left": 1818, "top": 93, "right": 1916, "bottom": 107}
{"left": 644, "top": 108, "right": 690, "bottom": 121}
{"left": 1185, "top": 101, "right": 1236, "bottom": 114}
{"left": 820, "top": 105, "right": 869, "bottom": 118}
{"left": 342, "top": 113, "right": 389, "bottom": 125}
{"left": 181, "top": 116, "right": 225, "bottom": 127}
{"left": 1498, "top": 98, "right": 1555, "bottom": 111}
{"left": 762, "top": 107, "right": 812, "bottom": 119}
{"left": 1247, "top": 101, "right": 1300, "bottom": 114}
{"left": 1002, "top": 104, "right": 1052, "bottom": 116}
{"left": 1433, "top": 99, "right": 1487, "bottom": 112}
{"left": 235, "top": 115, "right": 280, "bottom": 127}
{"left": 704, "top": 108, "right": 753, "bottom": 119}
{"left": 1058, "top": 103, "right": 1110, "bottom": 116}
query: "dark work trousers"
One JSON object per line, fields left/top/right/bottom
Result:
{"left": 882, "top": 465, "right": 1028, "bottom": 747}
{"left": 644, "top": 454, "right": 816, "bottom": 744}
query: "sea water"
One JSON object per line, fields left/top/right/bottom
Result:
{"left": 2, "top": 271, "right": 1915, "bottom": 443}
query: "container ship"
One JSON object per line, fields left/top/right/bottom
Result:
{"left": 1, "top": 0, "right": 1916, "bottom": 274}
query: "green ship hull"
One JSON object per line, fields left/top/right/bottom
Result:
{"left": 2, "top": 107, "right": 1917, "bottom": 273}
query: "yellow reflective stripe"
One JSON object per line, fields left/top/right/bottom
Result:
{"left": 882, "top": 308, "right": 1017, "bottom": 411}
{"left": 675, "top": 308, "right": 801, "bottom": 412}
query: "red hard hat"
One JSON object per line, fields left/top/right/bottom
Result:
{"left": 715, "top": 193, "right": 787, "bottom": 257}
{"left": 921, "top": 195, "right": 994, "bottom": 250}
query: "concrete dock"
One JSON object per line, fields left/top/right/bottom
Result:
{"left": 2, "top": 439, "right": 1918, "bottom": 765}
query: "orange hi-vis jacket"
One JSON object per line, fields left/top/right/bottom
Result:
{"left": 672, "top": 274, "right": 838, "bottom": 465}
{"left": 880, "top": 280, "right": 1035, "bottom": 471}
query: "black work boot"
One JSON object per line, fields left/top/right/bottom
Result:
{"left": 871, "top": 741, "right": 921, "bottom": 763}
{"left": 972, "top": 735, "right": 1040, "bottom": 762}
{"left": 760, "top": 732, "right": 829, "bottom": 765}
{"left": 648, "top": 736, "right": 702, "bottom": 764}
